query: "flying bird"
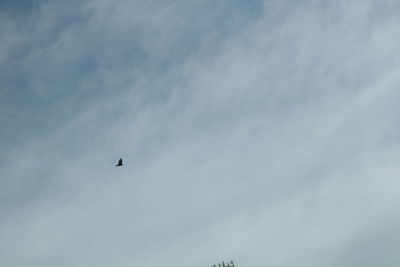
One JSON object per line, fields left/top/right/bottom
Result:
{"left": 116, "top": 158, "right": 123, "bottom": 167}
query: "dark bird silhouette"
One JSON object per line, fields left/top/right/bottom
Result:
{"left": 116, "top": 158, "right": 123, "bottom": 167}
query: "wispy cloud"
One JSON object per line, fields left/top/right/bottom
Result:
{"left": 1, "top": 0, "right": 400, "bottom": 266}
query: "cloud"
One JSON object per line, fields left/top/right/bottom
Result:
{"left": 1, "top": 0, "right": 400, "bottom": 266}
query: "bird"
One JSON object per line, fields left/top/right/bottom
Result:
{"left": 116, "top": 158, "right": 123, "bottom": 167}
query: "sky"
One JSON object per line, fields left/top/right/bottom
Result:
{"left": 1, "top": 0, "right": 400, "bottom": 266}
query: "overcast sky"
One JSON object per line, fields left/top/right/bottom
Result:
{"left": 1, "top": 0, "right": 400, "bottom": 266}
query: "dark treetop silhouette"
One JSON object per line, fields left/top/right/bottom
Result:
{"left": 116, "top": 158, "right": 123, "bottom": 167}
{"left": 212, "top": 260, "right": 235, "bottom": 267}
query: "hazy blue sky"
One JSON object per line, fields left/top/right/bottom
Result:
{"left": 1, "top": 0, "right": 400, "bottom": 266}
